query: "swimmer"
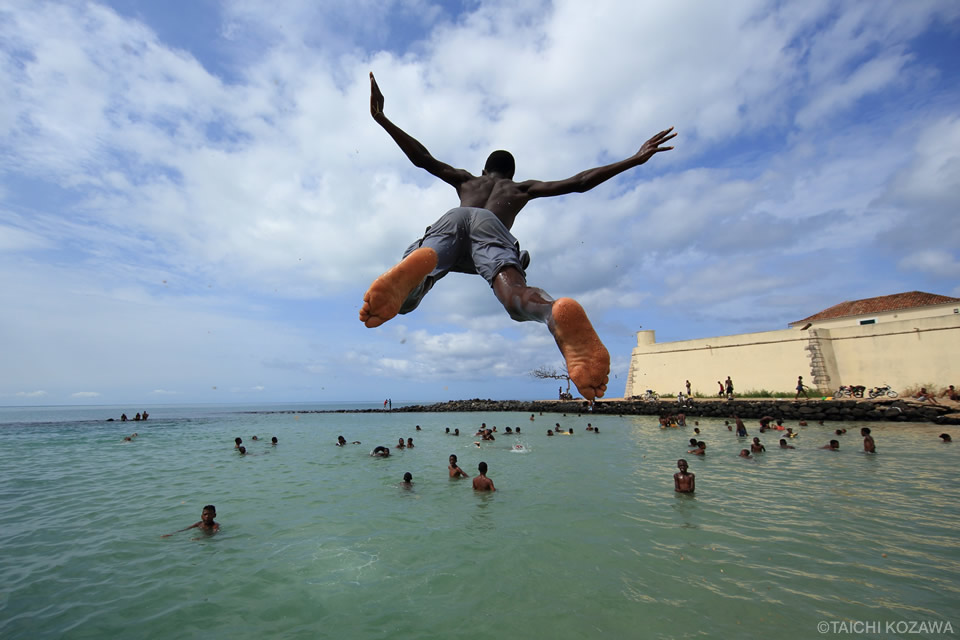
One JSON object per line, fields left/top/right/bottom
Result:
{"left": 251, "top": 435, "right": 258, "bottom": 441}
{"left": 271, "top": 437, "right": 278, "bottom": 445}
{"left": 821, "top": 440, "right": 840, "bottom": 450}
{"left": 472, "top": 461, "right": 496, "bottom": 491}
{"left": 940, "top": 433, "right": 952, "bottom": 442}
{"left": 693, "top": 427, "right": 701, "bottom": 436}
{"left": 407, "top": 437, "right": 414, "bottom": 448}
{"left": 515, "top": 427, "right": 521, "bottom": 434}
{"left": 798, "top": 420, "right": 808, "bottom": 426}
{"left": 238, "top": 446, "right": 247, "bottom": 455}
{"left": 162, "top": 505, "right": 219, "bottom": 537}
{"left": 674, "top": 459, "right": 695, "bottom": 493}
{"left": 401, "top": 472, "right": 413, "bottom": 488}
{"left": 416, "top": 425, "right": 421, "bottom": 431}
{"left": 445, "top": 427, "right": 450, "bottom": 434}
{"left": 593, "top": 427, "right": 599, "bottom": 434}
{"left": 547, "top": 429, "right": 554, "bottom": 436}
{"left": 505, "top": 427, "right": 513, "bottom": 434}
{"left": 234, "top": 437, "right": 242, "bottom": 449}
{"left": 586, "top": 423, "right": 593, "bottom": 431}
{"left": 337, "top": 436, "right": 347, "bottom": 446}
{"left": 371, "top": 446, "right": 391, "bottom": 457}
{"left": 779, "top": 439, "right": 795, "bottom": 449}
{"left": 751, "top": 437, "right": 765, "bottom": 454}
{"left": 835, "top": 429, "right": 846, "bottom": 436}
{"left": 861, "top": 427, "right": 876, "bottom": 453}
{"left": 738, "top": 449, "right": 752, "bottom": 458}
{"left": 454, "top": 428, "right": 460, "bottom": 436}
{"left": 396, "top": 437, "right": 406, "bottom": 449}
{"left": 688, "top": 441, "right": 706, "bottom": 456}
{"left": 449, "top": 454, "right": 469, "bottom": 478}
{"left": 530, "top": 414, "right": 535, "bottom": 421}
{"left": 689, "top": 438, "right": 698, "bottom": 448}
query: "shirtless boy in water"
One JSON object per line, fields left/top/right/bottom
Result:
{"left": 162, "top": 505, "right": 219, "bottom": 537}
{"left": 360, "top": 73, "right": 676, "bottom": 400}
{"left": 674, "top": 459, "right": 695, "bottom": 493}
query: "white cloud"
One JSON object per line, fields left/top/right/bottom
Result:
{"left": 1, "top": 0, "right": 958, "bottom": 403}
{"left": 71, "top": 391, "right": 101, "bottom": 398}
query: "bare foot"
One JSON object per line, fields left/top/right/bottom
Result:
{"left": 550, "top": 298, "right": 609, "bottom": 401}
{"left": 359, "top": 248, "right": 437, "bottom": 328}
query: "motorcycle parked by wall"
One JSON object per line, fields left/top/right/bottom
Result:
{"left": 836, "top": 385, "right": 866, "bottom": 398}
{"left": 868, "top": 384, "right": 898, "bottom": 399}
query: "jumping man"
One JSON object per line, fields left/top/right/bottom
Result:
{"left": 360, "top": 73, "right": 676, "bottom": 400}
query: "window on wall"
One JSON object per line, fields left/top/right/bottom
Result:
{"left": 859, "top": 319, "right": 876, "bottom": 325}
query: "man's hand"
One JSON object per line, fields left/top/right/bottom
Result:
{"left": 634, "top": 126, "right": 676, "bottom": 164}
{"left": 370, "top": 72, "right": 385, "bottom": 120}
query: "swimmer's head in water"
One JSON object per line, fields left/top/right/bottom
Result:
{"left": 238, "top": 446, "right": 246, "bottom": 455}
{"left": 403, "top": 472, "right": 412, "bottom": 482}
{"left": 235, "top": 437, "right": 242, "bottom": 445}
{"left": 940, "top": 433, "right": 952, "bottom": 441}
{"left": 454, "top": 429, "right": 459, "bottom": 435}
{"left": 449, "top": 454, "right": 458, "bottom": 464}
{"left": 830, "top": 440, "right": 840, "bottom": 448}
{"left": 201, "top": 505, "right": 216, "bottom": 523}
{"left": 478, "top": 461, "right": 488, "bottom": 474}
{"left": 271, "top": 436, "right": 278, "bottom": 444}
{"left": 677, "top": 459, "right": 688, "bottom": 471}
{"left": 689, "top": 438, "right": 698, "bottom": 446}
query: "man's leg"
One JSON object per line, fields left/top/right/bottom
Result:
{"left": 359, "top": 247, "right": 438, "bottom": 328}
{"left": 492, "top": 267, "right": 609, "bottom": 401}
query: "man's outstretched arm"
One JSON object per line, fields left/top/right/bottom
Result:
{"left": 369, "top": 72, "right": 473, "bottom": 188}
{"left": 521, "top": 127, "right": 676, "bottom": 199}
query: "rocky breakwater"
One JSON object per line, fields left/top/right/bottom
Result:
{"left": 384, "top": 397, "right": 959, "bottom": 425}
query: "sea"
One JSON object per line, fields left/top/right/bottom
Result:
{"left": 1, "top": 402, "right": 958, "bottom": 639}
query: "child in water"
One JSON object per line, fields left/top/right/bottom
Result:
{"left": 162, "top": 505, "right": 219, "bottom": 537}
{"left": 674, "top": 459, "right": 695, "bottom": 493}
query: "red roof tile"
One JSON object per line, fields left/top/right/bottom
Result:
{"left": 792, "top": 291, "right": 960, "bottom": 325}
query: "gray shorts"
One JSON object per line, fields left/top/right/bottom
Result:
{"left": 399, "top": 207, "right": 529, "bottom": 314}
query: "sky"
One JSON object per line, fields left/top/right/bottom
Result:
{"left": 2, "top": 0, "right": 959, "bottom": 406}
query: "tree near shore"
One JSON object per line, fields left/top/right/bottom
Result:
{"left": 531, "top": 364, "right": 573, "bottom": 396}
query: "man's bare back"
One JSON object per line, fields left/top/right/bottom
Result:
{"left": 455, "top": 176, "right": 531, "bottom": 230}
{"left": 360, "top": 72, "right": 675, "bottom": 401}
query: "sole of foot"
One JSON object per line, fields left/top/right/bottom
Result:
{"left": 359, "top": 247, "right": 438, "bottom": 328}
{"left": 551, "top": 297, "right": 609, "bottom": 401}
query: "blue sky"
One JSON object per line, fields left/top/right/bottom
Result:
{"left": 2, "top": 0, "right": 959, "bottom": 406}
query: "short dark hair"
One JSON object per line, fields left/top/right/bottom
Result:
{"left": 484, "top": 150, "right": 515, "bottom": 178}
{"left": 861, "top": 427, "right": 871, "bottom": 434}
{"left": 403, "top": 472, "right": 412, "bottom": 481}
{"left": 203, "top": 505, "right": 216, "bottom": 512}
{"left": 479, "top": 461, "right": 488, "bottom": 473}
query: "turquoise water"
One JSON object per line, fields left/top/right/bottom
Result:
{"left": 1, "top": 403, "right": 958, "bottom": 639}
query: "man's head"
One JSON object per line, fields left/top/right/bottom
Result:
{"left": 201, "top": 505, "right": 216, "bottom": 523}
{"left": 677, "top": 459, "right": 688, "bottom": 472}
{"left": 689, "top": 438, "right": 698, "bottom": 447}
{"left": 830, "top": 440, "right": 840, "bottom": 449}
{"left": 478, "top": 461, "right": 488, "bottom": 474}
{"left": 861, "top": 427, "right": 871, "bottom": 436}
{"left": 403, "top": 472, "right": 413, "bottom": 482}
{"left": 484, "top": 150, "right": 515, "bottom": 178}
